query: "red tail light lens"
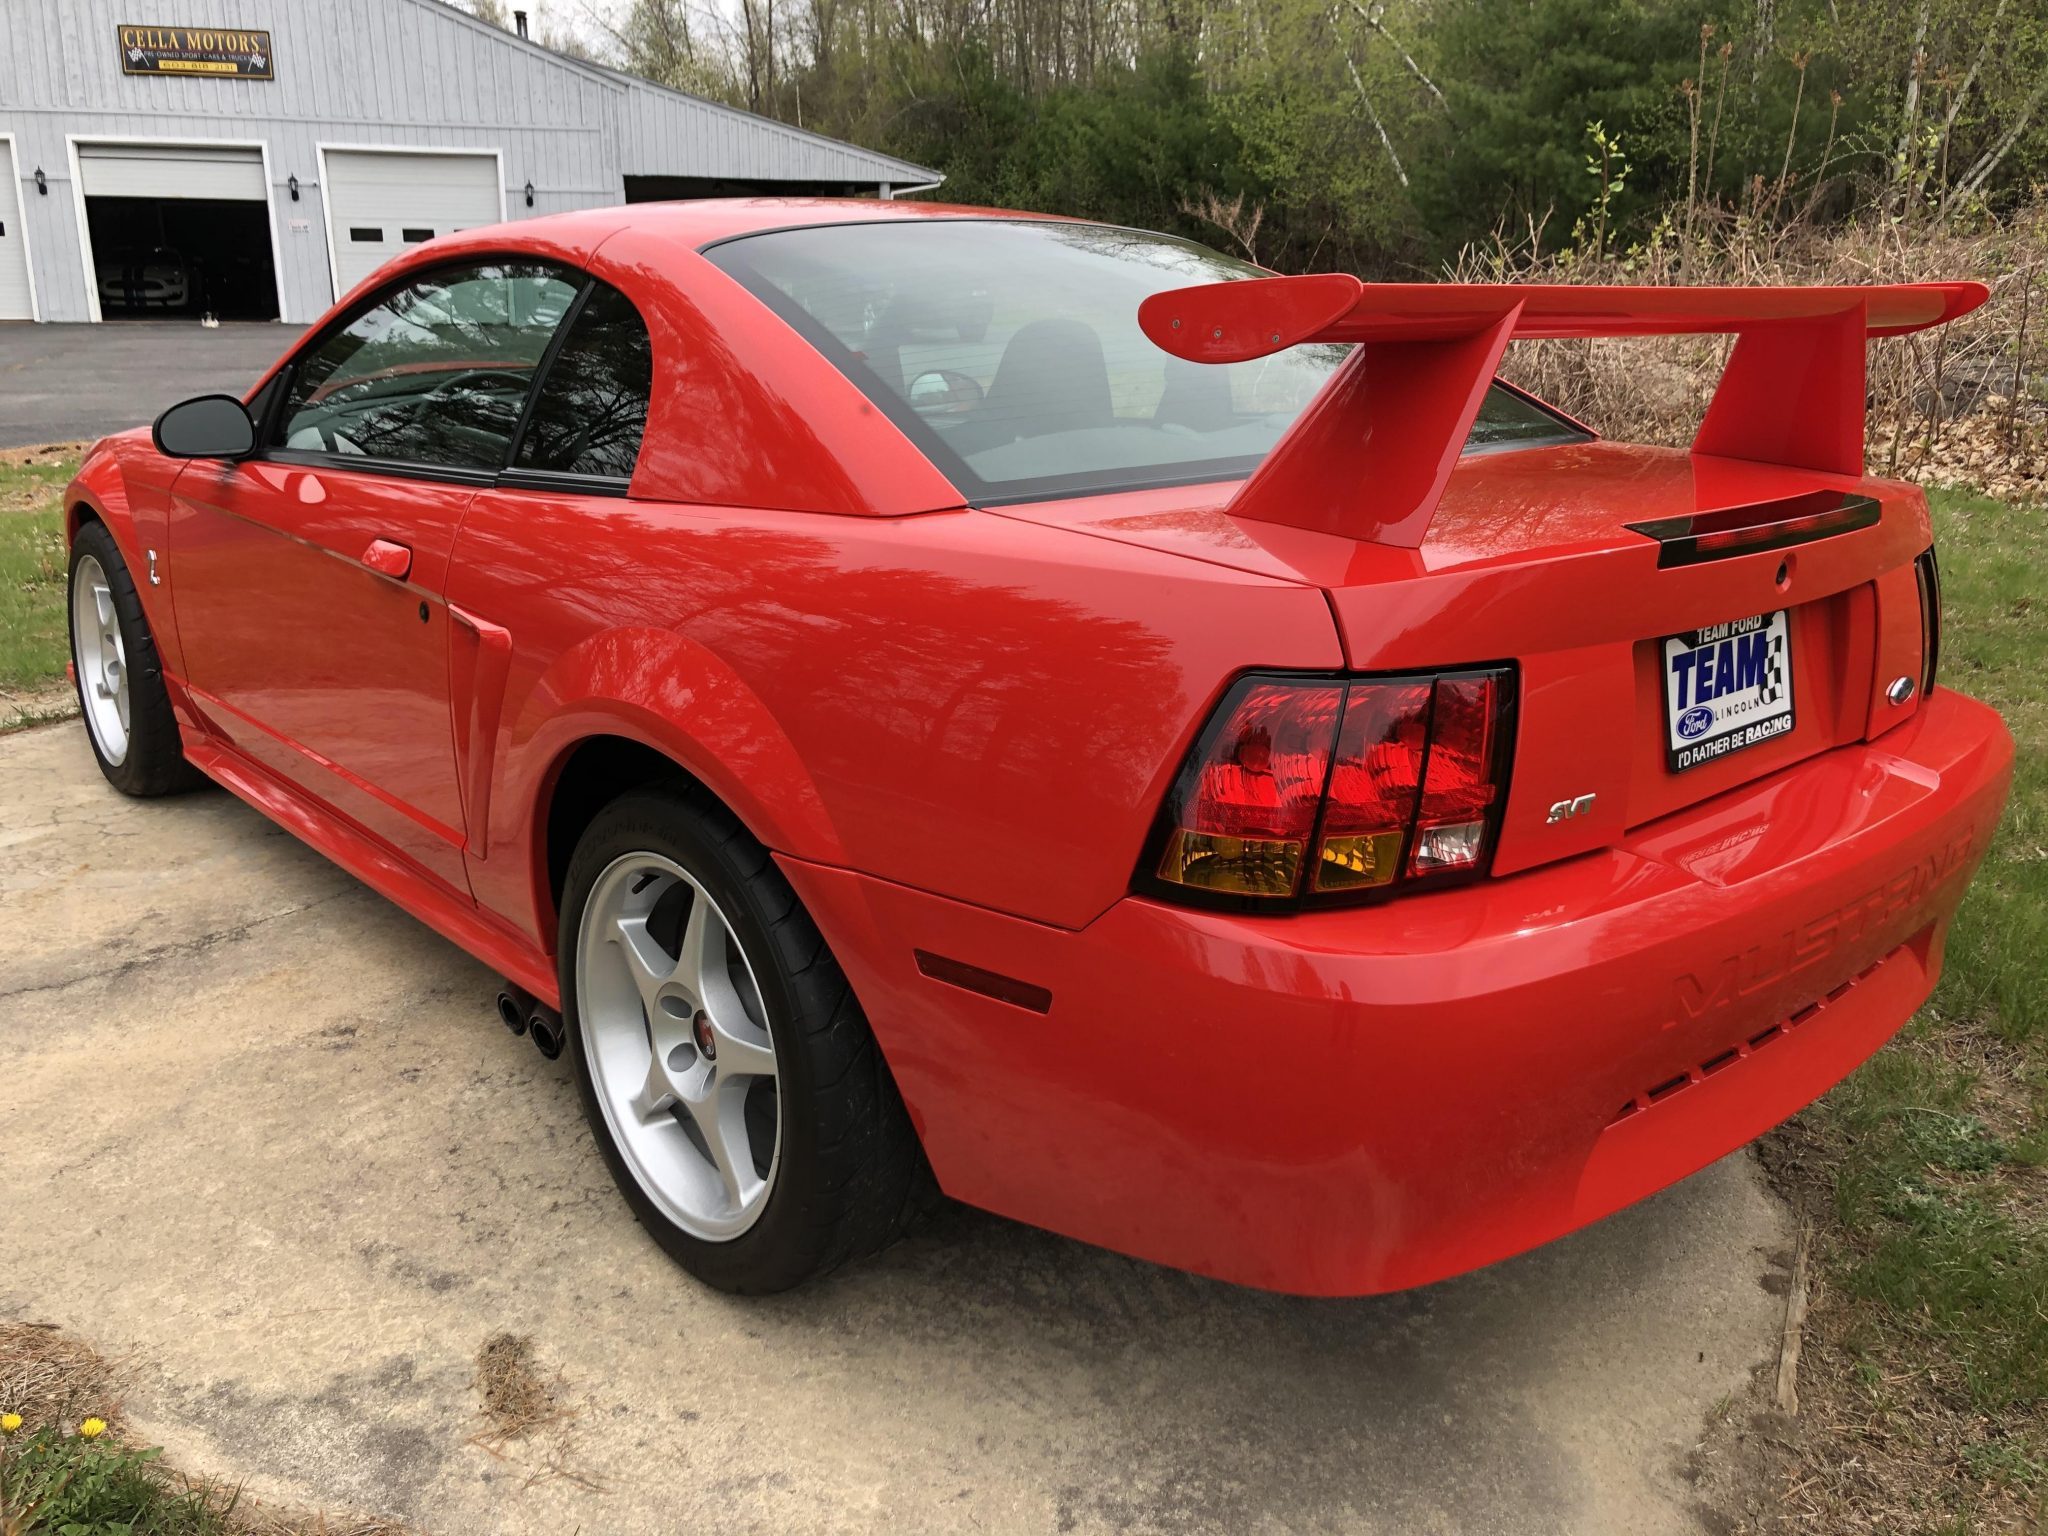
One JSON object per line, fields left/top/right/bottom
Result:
{"left": 1410, "top": 674, "right": 1504, "bottom": 877}
{"left": 1146, "top": 668, "right": 1516, "bottom": 909}
{"left": 1153, "top": 680, "right": 1344, "bottom": 897}
{"left": 1314, "top": 681, "right": 1429, "bottom": 892}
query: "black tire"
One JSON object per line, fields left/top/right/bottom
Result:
{"left": 558, "top": 785, "right": 929, "bottom": 1293}
{"left": 67, "top": 520, "right": 205, "bottom": 797}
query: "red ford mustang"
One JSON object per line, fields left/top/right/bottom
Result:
{"left": 64, "top": 200, "right": 2013, "bottom": 1295}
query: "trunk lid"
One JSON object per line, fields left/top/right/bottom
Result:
{"left": 988, "top": 440, "right": 1932, "bottom": 880}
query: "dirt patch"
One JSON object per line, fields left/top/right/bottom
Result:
{"left": 1730, "top": 1121, "right": 2048, "bottom": 1533}
{"left": 469, "top": 1333, "right": 596, "bottom": 1493}
{"left": 1, "top": 682, "right": 77, "bottom": 734}
{"left": 472, "top": 1333, "right": 564, "bottom": 1445}
{"left": 0, "top": 442, "right": 90, "bottom": 471}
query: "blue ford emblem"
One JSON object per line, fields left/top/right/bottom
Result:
{"left": 1677, "top": 705, "right": 1714, "bottom": 740}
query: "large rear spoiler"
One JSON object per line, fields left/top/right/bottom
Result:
{"left": 1136, "top": 276, "right": 1989, "bottom": 548}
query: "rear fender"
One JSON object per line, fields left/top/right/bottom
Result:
{"left": 492, "top": 624, "right": 844, "bottom": 948}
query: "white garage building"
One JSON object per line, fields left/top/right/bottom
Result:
{"left": 0, "top": 0, "right": 939, "bottom": 323}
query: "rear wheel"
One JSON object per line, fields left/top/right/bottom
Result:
{"left": 560, "top": 787, "right": 927, "bottom": 1292}
{"left": 68, "top": 521, "right": 203, "bottom": 797}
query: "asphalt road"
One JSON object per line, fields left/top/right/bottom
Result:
{"left": 0, "top": 720, "right": 1792, "bottom": 1535}
{"left": 0, "top": 321, "right": 302, "bottom": 447}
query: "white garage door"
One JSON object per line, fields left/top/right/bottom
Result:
{"left": 77, "top": 142, "right": 267, "bottom": 201}
{"left": 323, "top": 150, "right": 500, "bottom": 298}
{"left": 0, "top": 141, "right": 33, "bottom": 320}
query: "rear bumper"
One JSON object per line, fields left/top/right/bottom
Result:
{"left": 783, "top": 688, "right": 2013, "bottom": 1295}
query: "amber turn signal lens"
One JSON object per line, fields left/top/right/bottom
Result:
{"left": 1314, "top": 831, "right": 1404, "bottom": 891}
{"left": 1158, "top": 828, "right": 1306, "bottom": 896}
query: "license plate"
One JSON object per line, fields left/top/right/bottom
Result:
{"left": 1662, "top": 610, "right": 1795, "bottom": 772}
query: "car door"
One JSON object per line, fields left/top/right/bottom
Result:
{"left": 443, "top": 279, "right": 659, "bottom": 922}
{"left": 169, "top": 259, "right": 583, "bottom": 893}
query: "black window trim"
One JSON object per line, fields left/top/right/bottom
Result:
{"left": 502, "top": 278, "right": 596, "bottom": 469}
{"left": 251, "top": 251, "right": 640, "bottom": 496}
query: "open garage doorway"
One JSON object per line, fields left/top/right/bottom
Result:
{"left": 72, "top": 140, "right": 282, "bottom": 321}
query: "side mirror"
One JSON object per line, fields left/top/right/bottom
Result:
{"left": 153, "top": 394, "right": 255, "bottom": 460}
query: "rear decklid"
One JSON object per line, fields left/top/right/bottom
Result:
{"left": 1004, "top": 275, "right": 1987, "bottom": 882}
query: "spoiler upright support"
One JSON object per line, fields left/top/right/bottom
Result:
{"left": 1136, "top": 275, "right": 1988, "bottom": 549}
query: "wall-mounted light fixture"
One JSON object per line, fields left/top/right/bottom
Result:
{"left": 288, "top": 174, "right": 300, "bottom": 201}
{"left": 523, "top": 180, "right": 535, "bottom": 208}
{"left": 34, "top": 168, "right": 48, "bottom": 195}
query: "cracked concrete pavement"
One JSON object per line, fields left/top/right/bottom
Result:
{"left": 0, "top": 720, "right": 1793, "bottom": 1534}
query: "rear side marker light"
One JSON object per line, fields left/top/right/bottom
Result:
{"left": 1626, "top": 491, "right": 1880, "bottom": 568}
{"left": 913, "top": 950, "right": 1053, "bottom": 1014}
{"left": 1143, "top": 666, "right": 1516, "bottom": 911}
{"left": 1914, "top": 545, "right": 1942, "bottom": 695}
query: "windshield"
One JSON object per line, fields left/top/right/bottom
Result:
{"left": 706, "top": 219, "right": 1583, "bottom": 502}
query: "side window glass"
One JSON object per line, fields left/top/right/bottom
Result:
{"left": 514, "top": 282, "right": 654, "bottom": 480}
{"left": 277, "top": 262, "right": 580, "bottom": 470}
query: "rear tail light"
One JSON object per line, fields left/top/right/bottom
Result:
{"left": 1914, "top": 546, "right": 1942, "bottom": 695}
{"left": 1144, "top": 668, "right": 1516, "bottom": 910}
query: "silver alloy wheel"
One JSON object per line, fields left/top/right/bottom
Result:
{"left": 577, "top": 851, "right": 781, "bottom": 1240}
{"left": 71, "top": 554, "right": 130, "bottom": 766}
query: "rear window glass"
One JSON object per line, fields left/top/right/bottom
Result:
{"left": 707, "top": 220, "right": 1582, "bottom": 502}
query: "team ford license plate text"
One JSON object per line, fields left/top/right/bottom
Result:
{"left": 1662, "top": 610, "right": 1795, "bottom": 772}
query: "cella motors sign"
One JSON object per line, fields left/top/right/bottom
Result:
{"left": 118, "top": 23, "right": 273, "bottom": 79}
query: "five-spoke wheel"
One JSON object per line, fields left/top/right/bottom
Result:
{"left": 560, "top": 787, "right": 928, "bottom": 1292}
{"left": 70, "top": 552, "right": 130, "bottom": 767}
{"left": 578, "top": 852, "right": 781, "bottom": 1240}
{"left": 67, "top": 521, "right": 202, "bottom": 798}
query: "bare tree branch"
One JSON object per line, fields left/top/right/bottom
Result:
{"left": 1344, "top": 0, "right": 1449, "bottom": 114}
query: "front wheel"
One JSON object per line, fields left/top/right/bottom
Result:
{"left": 68, "top": 521, "right": 204, "bottom": 797}
{"left": 559, "top": 787, "right": 928, "bottom": 1293}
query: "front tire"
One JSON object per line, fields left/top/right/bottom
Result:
{"left": 68, "top": 521, "right": 203, "bottom": 797}
{"left": 559, "top": 786, "right": 927, "bottom": 1293}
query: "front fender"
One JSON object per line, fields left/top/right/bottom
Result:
{"left": 65, "top": 431, "right": 186, "bottom": 675}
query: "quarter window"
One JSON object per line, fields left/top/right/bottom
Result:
{"left": 514, "top": 282, "right": 654, "bottom": 480}
{"left": 277, "top": 261, "right": 580, "bottom": 471}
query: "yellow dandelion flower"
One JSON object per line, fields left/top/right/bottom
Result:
{"left": 78, "top": 1417, "right": 107, "bottom": 1440}
{"left": 0, "top": 1412, "right": 21, "bottom": 1433}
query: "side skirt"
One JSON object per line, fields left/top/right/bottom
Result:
{"left": 182, "top": 734, "right": 559, "bottom": 1006}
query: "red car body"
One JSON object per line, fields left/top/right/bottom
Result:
{"left": 65, "top": 199, "right": 2013, "bottom": 1294}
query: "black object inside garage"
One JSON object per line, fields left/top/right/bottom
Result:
{"left": 85, "top": 195, "right": 280, "bottom": 320}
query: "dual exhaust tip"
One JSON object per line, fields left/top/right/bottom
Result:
{"left": 497, "top": 985, "right": 565, "bottom": 1060}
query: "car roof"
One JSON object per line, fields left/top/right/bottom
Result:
{"left": 511, "top": 196, "right": 1075, "bottom": 260}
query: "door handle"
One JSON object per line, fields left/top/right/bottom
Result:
{"left": 362, "top": 538, "right": 412, "bottom": 580}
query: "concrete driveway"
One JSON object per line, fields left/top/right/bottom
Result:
{"left": 0, "top": 720, "right": 1791, "bottom": 1535}
{"left": 0, "top": 321, "right": 302, "bottom": 447}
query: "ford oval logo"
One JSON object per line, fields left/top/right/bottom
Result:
{"left": 1677, "top": 705, "right": 1714, "bottom": 740}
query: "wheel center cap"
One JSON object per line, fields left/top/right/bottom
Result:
{"left": 693, "top": 1011, "right": 716, "bottom": 1061}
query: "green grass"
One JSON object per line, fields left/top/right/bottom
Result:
{"left": 1808, "top": 489, "right": 2048, "bottom": 1514}
{"left": 0, "top": 1425, "right": 237, "bottom": 1535}
{"left": 0, "top": 458, "right": 75, "bottom": 693}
